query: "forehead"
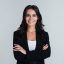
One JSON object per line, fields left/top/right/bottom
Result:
{"left": 26, "top": 9, "right": 36, "bottom": 14}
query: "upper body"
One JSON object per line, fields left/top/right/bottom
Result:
{"left": 13, "top": 29, "right": 51, "bottom": 63}
{"left": 13, "top": 5, "right": 51, "bottom": 64}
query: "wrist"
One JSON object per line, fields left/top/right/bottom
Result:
{"left": 20, "top": 50, "right": 27, "bottom": 55}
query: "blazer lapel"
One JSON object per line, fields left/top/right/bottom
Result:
{"left": 23, "top": 30, "right": 41, "bottom": 51}
{"left": 35, "top": 31, "right": 42, "bottom": 50}
{"left": 22, "top": 31, "right": 29, "bottom": 51}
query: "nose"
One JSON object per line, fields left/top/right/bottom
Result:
{"left": 29, "top": 16, "right": 33, "bottom": 20}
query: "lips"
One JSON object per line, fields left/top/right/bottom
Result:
{"left": 28, "top": 20, "right": 35, "bottom": 22}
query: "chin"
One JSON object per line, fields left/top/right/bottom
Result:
{"left": 28, "top": 24, "right": 35, "bottom": 26}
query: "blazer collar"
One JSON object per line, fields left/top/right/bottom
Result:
{"left": 23, "top": 30, "right": 41, "bottom": 51}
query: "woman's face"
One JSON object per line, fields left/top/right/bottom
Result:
{"left": 25, "top": 9, "right": 38, "bottom": 26}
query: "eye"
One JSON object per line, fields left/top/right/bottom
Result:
{"left": 26, "top": 14, "right": 30, "bottom": 17}
{"left": 33, "top": 14, "right": 37, "bottom": 17}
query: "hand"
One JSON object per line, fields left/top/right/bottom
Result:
{"left": 42, "top": 44, "right": 48, "bottom": 50}
{"left": 13, "top": 44, "right": 27, "bottom": 55}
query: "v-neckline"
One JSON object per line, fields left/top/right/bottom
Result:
{"left": 27, "top": 31, "right": 36, "bottom": 41}
{"left": 25, "top": 31, "right": 38, "bottom": 51}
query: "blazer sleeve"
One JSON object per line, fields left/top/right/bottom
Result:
{"left": 13, "top": 31, "right": 26, "bottom": 61}
{"left": 26, "top": 32, "right": 51, "bottom": 61}
{"left": 38, "top": 32, "right": 51, "bottom": 59}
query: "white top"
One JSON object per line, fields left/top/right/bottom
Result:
{"left": 27, "top": 40, "right": 36, "bottom": 51}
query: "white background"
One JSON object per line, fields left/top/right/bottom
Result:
{"left": 0, "top": 0, "right": 64, "bottom": 64}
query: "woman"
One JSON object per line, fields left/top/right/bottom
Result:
{"left": 13, "top": 5, "right": 51, "bottom": 64}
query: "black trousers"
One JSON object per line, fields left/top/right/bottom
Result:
{"left": 17, "top": 60, "right": 45, "bottom": 64}
{"left": 21, "top": 61, "right": 44, "bottom": 64}
{"left": 28, "top": 61, "right": 44, "bottom": 64}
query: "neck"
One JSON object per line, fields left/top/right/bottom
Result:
{"left": 27, "top": 25, "right": 36, "bottom": 32}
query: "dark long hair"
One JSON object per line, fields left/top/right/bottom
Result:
{"left": 18, "top": 5, "right": 45, "bottom": 33}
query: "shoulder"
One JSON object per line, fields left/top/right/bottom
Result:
{"left": 14, "top": 30, "right": 20, "bottom": 35}
{"left": 40, "top": 30, "right": 49, "bottom": 39}
{"left": 13, "top": 29, "right": 24, "bottom": 37}
{"left": 41, "top": 30, "right": 49, "bottom": 36}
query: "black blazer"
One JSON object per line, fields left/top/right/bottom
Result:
{"left": 13, "top": 30, "right": 51, "bottom": 64}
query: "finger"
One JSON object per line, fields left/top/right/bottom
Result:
{"left": 14, "top": 44, "right": 20, "bottom": 46}
{"left": 13, "top": 47, "right": 16, "bottom": 49}
{"left": 14, "top": 45, "right": 21, "bottom": 48}
{"left": 43, "top": 45, "right": 48, "bottom": 49}
{"left": 43, "top": 47, "right": 48, "bottom": 50}
{"left": 44, "top": 44, "right": 48, "bottom": 46}
{"left": 14, "top": 44, "right": 24, "bottom": 48}
{"left": 13, "top": 47, "right": 19, "bottom": 49}
{"left": 14, "top": 44, "right": 18, "bottom": 46}
{"left": 13, "top": 47, "right": 20, "bottom": 51}
{"left": 45, "top": 44, "right": 48, "bottom": 48}
{"left": 13, "top": 49, "right": 19, "bottom": 51}
{"left": 14, "top": 45, "right": 20, "bottom": 48}
{"left": 43, "top": 47, "right": 47, "bottom": 50}
{"left": 46, "top": 44, "right": 48, "bottom": 46}
{"left": 44, "top": 44, "right": 48, "bottom": 47}
{"left": 14, "top": 44, "right": 21, "bottom": 47}
{"left": 43, "top": 45, "right": 48, "bottom": 50}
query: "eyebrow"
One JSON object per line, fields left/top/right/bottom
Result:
{"left": 26, "top": 13, "right": 36, "bottom": 15}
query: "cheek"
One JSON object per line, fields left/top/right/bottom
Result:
{"left": 26, "top": 17, "right": 29, "bottom": 21}
{"left": 34, "top": 17, "right": 38, "bottom": 21}
{"left": 34, "top": 17, "right": 38, "bottom": 23}
{"left": 25, "top": 17, "right": 29, "bottom": 24}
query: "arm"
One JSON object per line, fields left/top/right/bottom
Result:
{"left": 13, "top": 31, "right": 26, "bottom": 61}
{"left": 40, "top": 32, "right": 51, "bottom": 59}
